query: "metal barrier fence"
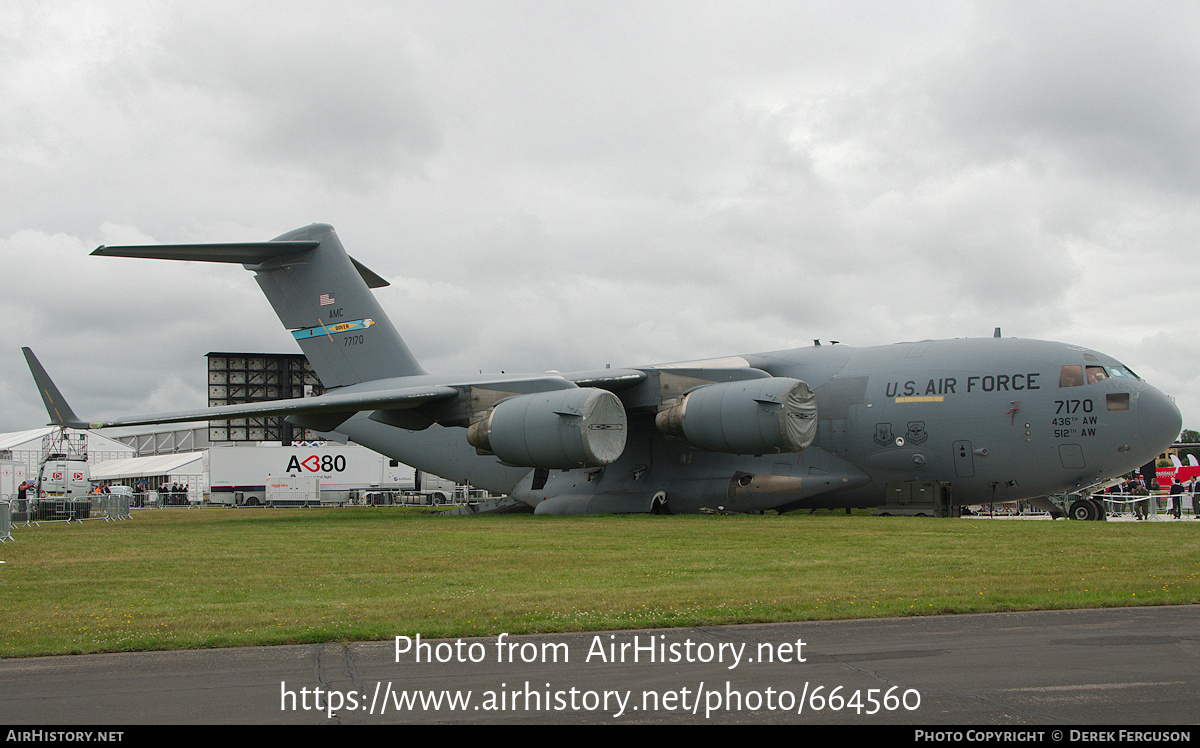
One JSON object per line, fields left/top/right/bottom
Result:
{"left": 102, "top": 491, "right": 196, "bottom": 508}
{"left": 4, "top": 497, "right": 30, "bottom": 526}
{"left": 0, "top": 493, "right": 135, "bottom": 533}
{"left": 20, "top": 498, "right": 92, "bottom": 523}
{"left": 1091, "top": 491, "right": 1198, "bottom": 519}
{"left": 95, "top": 494, "right": 132, "bottom": 521}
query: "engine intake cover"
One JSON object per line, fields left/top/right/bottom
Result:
{"left": 655, "top": 377, "right": 816, "bottom": 454}
{"left": 467, "top": 388, "right": 628, "bottom": 469}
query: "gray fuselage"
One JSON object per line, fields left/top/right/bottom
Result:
{"left": 338, "top": 336, "right": 1181, "bottom": 514}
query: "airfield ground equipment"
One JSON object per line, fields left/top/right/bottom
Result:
{"left": 31, "top": 427, "right": 92, "bottom": 521}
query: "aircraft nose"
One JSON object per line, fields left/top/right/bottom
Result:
{"left": 1138, "top": 384, "right": 1182, "bottom": 455}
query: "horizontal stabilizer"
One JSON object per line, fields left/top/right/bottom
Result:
{"left": 92, "top": 239, "right": 390, "bottom": 289}
{"left": 92, "top": 241, "right": 318, "bottom": 264}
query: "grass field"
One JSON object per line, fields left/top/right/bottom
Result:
{"left": 1, "top": 507, "right": 1198, "bottom": 658}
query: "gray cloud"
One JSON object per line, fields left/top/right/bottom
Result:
{"left": 2, "top": 1, "right": 1197, "bottom": 434}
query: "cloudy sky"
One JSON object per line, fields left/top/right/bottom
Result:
{"left": 2, "top": 1, "right": 1198, "bottom": 434}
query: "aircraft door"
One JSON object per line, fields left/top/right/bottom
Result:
{"left": 953, "top": 441, "right": 975, "bottom": 477}
{"left": 1058, "top": 444, "right": 1086, "bottom": 469}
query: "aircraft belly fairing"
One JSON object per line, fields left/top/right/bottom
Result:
{"left": 510, "top": 419, "right": 871, "bottom": 515}
{"left": 23, "top": 224, "right": 1183, "bottom": 515}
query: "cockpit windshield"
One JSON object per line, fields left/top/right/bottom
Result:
{"left": 1059, "top": 365, "right": 1083, "bottom": 387}
{"left": 1059, "top": 362, "right": 1141, "bottom": 387}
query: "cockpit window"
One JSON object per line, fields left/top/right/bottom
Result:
{"left": 1061, "top": 363, "right": 1132, "bottom": 386}
{"left": 1103, "top": 362, "right": 1142, "bottom": 380}
{"left": 1059, "top": 365, "right": 1084, "bottom": 387}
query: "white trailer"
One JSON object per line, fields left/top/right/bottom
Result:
{"left": 0, "top": 460, "right": 29, "bottom": 500}
{"left": 206, "top": 444, "right": 412, "bottom": 506}
{"left": 265, "top": 475, "right": 322, "bottom": 507}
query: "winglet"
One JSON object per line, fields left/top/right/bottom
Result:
{"left": 22, "top": 348, "right": 88, "bottom": 429}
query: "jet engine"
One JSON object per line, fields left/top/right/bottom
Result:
{"left": 654, "top": 377, "right": 816, "bottom": 454}
{"left": 466, "top": 387, "right": 628, "bottom": 469}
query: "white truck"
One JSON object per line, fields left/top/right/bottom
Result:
{"left": 35, "top": 457, "right": 93, "bottom": 519}
{"left": 206, "top": 444, "right": 412, "bottom": 506}
{"left": 413, "top": 470, "right": 459, "bottom": 504}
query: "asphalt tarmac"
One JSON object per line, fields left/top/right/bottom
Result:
{"left": 1, "top": 606, "right": 1197, "bottom": 726}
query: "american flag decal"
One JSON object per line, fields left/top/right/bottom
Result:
{"left": 319, "top": 293, "right": 335, "bottom": 306}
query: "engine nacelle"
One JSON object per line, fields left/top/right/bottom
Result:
{"left": 654, "top": 377, "right": 816, "bottom": 454}
{"left": 467, "top": 387, "right": 628, "bottom": 469}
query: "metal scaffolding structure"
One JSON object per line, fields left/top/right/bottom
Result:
{"left": 206, "top": 352, "right": 325, "bottom": 442}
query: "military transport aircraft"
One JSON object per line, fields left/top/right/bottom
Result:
{"left": 23, "top": 224, "right": 1182, "bottom": 518}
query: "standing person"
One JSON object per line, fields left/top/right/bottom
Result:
{"left": 1132, "top": 478, "right": 1149, "bottom": 520}
{"left": 1140, "top": 460, "right": 1160, "bottom": 502}
{"left": 1190, "top": 477, "right": 1200, "bottom": 520}
{"left": 1169, "top": 478, "right": 1184, "bottom": 519}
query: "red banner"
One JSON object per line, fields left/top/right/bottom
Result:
{"left": 1156, "top": 465, "right": 1200, "bottom": 486}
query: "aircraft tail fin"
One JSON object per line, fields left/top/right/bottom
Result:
{"left": 22, "top": 348, "right": 88, "bottom": 428}
{"left": 93, "top": 224, "right": 426, "bottom": 387}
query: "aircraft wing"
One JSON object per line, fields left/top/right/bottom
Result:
{"left": 561, "top": 364, "right": 776, "bottom": 393}
{"left": 78, "top": 386, "right": 459, "bottom": 430}
{"left": 561, "top": 368, "right": 647, "bottom": 391}
{"left": 23, "top": 346, "right": 455, "bottom": 430}
{"left": 23, "top": 347, "right": 88, "bottom": 429}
